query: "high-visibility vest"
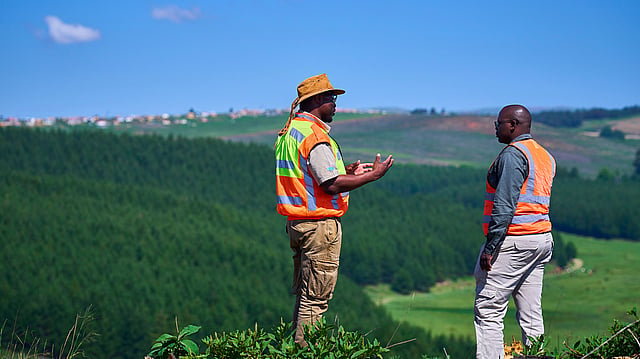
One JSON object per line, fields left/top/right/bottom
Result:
{"left": 275, "top": 112, "right": 349, "bottom": 219}
{"left": 483, "top": 138, "right": 556, "bottom": 236}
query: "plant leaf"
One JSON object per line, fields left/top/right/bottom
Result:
{"left": 182, "top": 339, "right": 199, "bottom": 355}
{"left": 178, "top": 325, "right": 201, "bottom": 340}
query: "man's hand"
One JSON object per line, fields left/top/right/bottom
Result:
{"left": 371, "top": 153, "right": 393, "bottom": 179}
{"left": 320, "top": 153, "right": 394, "bottom": 195}
{"left": 345, "top": 160, "right": 373, "bottom": 175}
{"left": 480, "top": 252, "right": 493, "bottom": 271}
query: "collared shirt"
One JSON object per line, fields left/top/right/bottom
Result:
{"left": 302, "top": 113, "right": 339, "bottom": 186}
{"left": 484, "top": 134, "right": 532, "bottom": 255}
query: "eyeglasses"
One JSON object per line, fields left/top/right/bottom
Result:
{"left": 323, "top": 93, "right": 337, "bottom": 104}
{"left": 494, "top": 119, "right": 517, "bottom": 130}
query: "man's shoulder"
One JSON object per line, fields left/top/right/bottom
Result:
{"left": 496, "top": 145, "right": 528, "bottom": 168}
{"left": 501, "top": 145, "right": 526, "bottom": 158}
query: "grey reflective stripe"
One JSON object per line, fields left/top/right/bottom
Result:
{"left": 276, "top": 159, "right": 296, "bottom": 170}
{"left": 277, "top": 195, "right": 303, "bottom": 205}
{"left": 485, "top": 192, "right": 495, "bottom": 201}
{"left": 512, "top": 142, "right": 536, "bottom": 195}
{"left": 289, "top": 127, "right": 305, "bottom": 142}
{"left": 548, "top": 151, "right": 557, "bottom": 176}
{"left": 483, "top": 215, "right": 491, "bottom": 224}
{"left": 518, "top": 193, "right": 551, "bottom": 205}
{"left": 511, "top": 213, "right": 549, "bottom": 224}
{"left": 331, "top": 195, "right": 339, "bottom": 209}
{"left": 299, "top": 152, "right": 316, "bottom": 211}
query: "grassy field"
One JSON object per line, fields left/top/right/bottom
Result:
{"left": 364, "top": 233, "right": 640, "bottom": 351}
{"left": 221, "top": 113, "right": 640, "bottom": 178}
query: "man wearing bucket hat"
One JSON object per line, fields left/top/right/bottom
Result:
{"left": 275, "top": 73, "right": 394, "bottom": 346}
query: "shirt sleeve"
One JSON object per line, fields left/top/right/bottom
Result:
{"left": 308, "top": 143, "right": 340, "bottom": 185}
{"left": 484, "top": 146, "right": 528, "bottom": 255}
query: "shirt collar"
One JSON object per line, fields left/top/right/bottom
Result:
{"left": 297, "top": 111, "right": 331, "bottom": 132}
{"left": 511, "top": 133, "right": 532, "bottom": 143}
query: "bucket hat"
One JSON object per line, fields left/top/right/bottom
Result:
{"left": 296, "top": 73, "right": 345, "bottom": 104}
{"left": 279, "top": 74, "right": 345, "bottom": 135}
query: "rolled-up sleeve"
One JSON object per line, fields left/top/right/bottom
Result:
{"left": 308, "top": 143, "right": 339, "bottom": 186}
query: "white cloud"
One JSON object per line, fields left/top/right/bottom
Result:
{"left": 45, "top": 16, "right": 101, "bottom": 44}
{"left": 151, "top": 5, "right": 202, "bottom": 23}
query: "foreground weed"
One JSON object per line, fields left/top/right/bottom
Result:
{"left": 563, "top": 307, "right": 639, "bottom": 358}
{"left": 153, "top": 318, "right": 390, "bottom": 359}
{"left": 0, "top": 307, "right": 97, "bottom": 359}
{"left": 148, "top": 318, "right": 201, "bottom": 359}
{"left": 521, "top": 334, "right": 551, "bottom": 357}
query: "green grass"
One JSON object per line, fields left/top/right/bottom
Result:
{"left": 364, "top": 233, "right": 640, "bottom": 351}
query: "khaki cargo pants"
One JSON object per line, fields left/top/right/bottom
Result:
{"left": 287, "top": 217, "right": 342, "bottom": 347}
{"left": 474, "top": 232, "right": 554, "bottom": 359}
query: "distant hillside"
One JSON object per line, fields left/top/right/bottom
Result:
{"left": 224, "top": 112, "right": 640, "bottom": 178}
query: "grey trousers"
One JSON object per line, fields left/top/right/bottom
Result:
{"left": 287, "top": 217, "right": 342, "bottom": 347}
{"left": 474, "top": 232, "right": 554, "bottom": 359}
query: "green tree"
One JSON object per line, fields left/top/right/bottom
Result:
{"left": 634, "top": 147, "right": 640, "bottom": 175}
{"left": 391, "top": 268, "right": 414, "bottom": 295}
{"left": 599, "top": 125, "right": 625, "bottom": 140}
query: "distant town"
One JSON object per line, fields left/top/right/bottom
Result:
{"left": 0, "top": 107, "right": 388, "bottom": 128}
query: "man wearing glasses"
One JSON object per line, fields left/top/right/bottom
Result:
{"left": 474, "top": 104, "right": 556, "bottom": 358}
{"left": 275, "top": 73, "right": 393, "bottom": 347}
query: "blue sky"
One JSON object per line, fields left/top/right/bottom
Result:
{"left": 1, "top": 1, "right": 639, "bottom": 118}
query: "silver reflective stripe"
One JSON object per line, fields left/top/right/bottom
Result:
{"left": 277, "top": 195, "right": 303, "bottom": 205}
{"left": 289, "top": 127, "right": 305, "bottom": 142}
{"left": 483, "top": 215, "right": 491, "bottom": 224}
{"left": 518, "top": 193, "right": 550, "bottom": 205}
{"left": 276, "top": 159, "right": 296, "bottom": 170}
{"left": 512, "top": 142, "right": 536, "bottom": 195}
{"left": 511, "top": 213, "right": 549, "bottom": 224}
{"left": 485, "top": 192, "right": 495, "bottom": 201}
{"left": 331, "top": 195, "right": 339, "bottom": 209}
{"left": 299, "top": 152, "right": 316, "bottom": 211}
{"left": 548, "top": 151, "right": 556, "bottom": 176}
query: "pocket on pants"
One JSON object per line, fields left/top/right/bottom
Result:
{"left": 308, "top": 258, "right": 339, "bottom": 300}
{"left": 475, "top": 282, "right": 496, "bottom": 300}
{"left": 514, "top": 240, "right": 538, "bottom": 251}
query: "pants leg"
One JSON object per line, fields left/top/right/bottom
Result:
{"left": 474, "top": 244, "right": 511, "bottom": 359}
{"left": 513, "top": 232, "right": 553, "bottom": 345}
{"left": 474, "top": 233, "right": 553, "bottom": 358}
{"left": 288, "top": 218, "right": 342, "bottom": 347}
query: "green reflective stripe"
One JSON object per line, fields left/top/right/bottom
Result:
{"left": 276, "top": 167, "right": 299, "bottom": 177}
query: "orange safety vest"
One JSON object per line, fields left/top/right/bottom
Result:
{"left": 483, "top": 138, "right": 556, "bottom": 236}
{"left": 275, "top": 112, "right": 349, "bottom": 219}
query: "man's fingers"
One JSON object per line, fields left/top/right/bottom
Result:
{"left": 385, "top": 155, "right": 393, "bottom": 165}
